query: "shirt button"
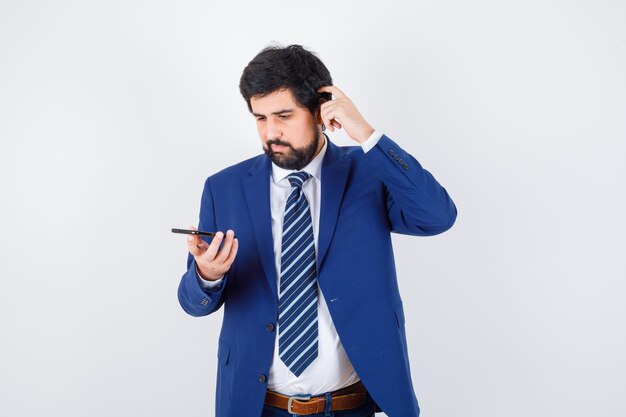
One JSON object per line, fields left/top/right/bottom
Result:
{"left": 259, "top": 374, "right": 267, "bottom": 383}
{"left": 266, "top": 323, "right": 275, "bottom": 332}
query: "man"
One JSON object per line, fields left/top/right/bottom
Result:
{"left": 178, "top": 44, "right": 457, "bottom": 417}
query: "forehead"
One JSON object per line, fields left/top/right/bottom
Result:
{"left": 250, "top": 88, "right": 306, "bottom": 114}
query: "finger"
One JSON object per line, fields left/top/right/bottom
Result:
{"left": 187, "top": 236, "right": 208, "bottom": 256}
{"left": 320, "top": 103, "right": 338, "bottom": 131}
{"left": 319, "top": 100, "right": 338, "bottom": 118}
{"left": 187, "top": 225, "right": 208, "bottom": 256}
{"left": 204, "top": 230, "right": 224, "bottom": 261}
{"left": 320, "top": 101, "right": 341, "bottom": 118}
{"left": 188, "top": 239, "right": 204, "bottom": 256}
{"left": 318, "top": 85, "right": 346, "bottom": 99}
{"left": 318, "top": 99, "right": 331, "bottom": 113}
{"left": 319, "top": 106, "right": 333, "bottom": 130}
{"left": 325, "top": 117, "right": 335, "bottom": 132}
{"left": 224, "top": 237, "right": 239, "bottom": 266}
{"left": 321, "top": 109, "right": 343, "bottom": 132}
{"left": 215, "top": 230, "right": 235, "bottom": 263}
{"left": 320, "top": 100, "right": 336, "bottom": 114}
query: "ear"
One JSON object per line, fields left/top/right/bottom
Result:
{"left": 316, "top": 91, "right": 331, "bottom": 128}
{"left": 315, "top": 108, "right": 326, "bottom": 131}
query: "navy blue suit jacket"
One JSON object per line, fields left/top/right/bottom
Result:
{"left": 178, "top": 135, "right": 457, "bottom": 417}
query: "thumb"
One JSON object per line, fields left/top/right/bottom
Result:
{"left": 187, "top": 225, "right": 209, "bottom": 256}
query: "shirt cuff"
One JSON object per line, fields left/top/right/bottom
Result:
{"left": 360, "top": 130, "right": 383, "bottom": 153}
{"left": 196, "top": 264, "right": 224, "bottom": 290}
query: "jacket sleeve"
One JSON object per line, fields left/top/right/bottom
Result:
{"left": 363, "top": 134, "right": 457, "bottom": 236}
{"left": 177, "top": 177, "right": 228, "bottom": 317}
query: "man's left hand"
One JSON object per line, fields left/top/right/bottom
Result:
{"left": 318, "top": 85, "right": 375, "bottom": 144}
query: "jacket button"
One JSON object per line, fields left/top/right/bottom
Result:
{"left": 259, "top": 374, "right": 267, "bottom": 383}
{"left": 398, "top": 159, "right": 404, "bottom": 165}
{"left": 266, "top": 323, "right": 275, "bottom": 332}
{"left": 388, "top": 149, "right": 395, "bottom": 156}
{"left": 393, "top": 155, "right": 400, "bottom": 161}
{"left": 403, "top": 163, "right": 409, "bottom": 170}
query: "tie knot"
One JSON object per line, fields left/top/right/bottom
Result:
{"left": 287, "top": 171, "right": 310, "bottom": 189}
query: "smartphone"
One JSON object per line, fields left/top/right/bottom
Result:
{"left": 171, "top": 228, "right": 237, "bottom": 239}
{"left": 171, "top": 228, "right": 217, "bottom": 238}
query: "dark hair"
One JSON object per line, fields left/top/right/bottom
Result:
{"left": 239, "top": 44, "right": 333, "bottom": 114}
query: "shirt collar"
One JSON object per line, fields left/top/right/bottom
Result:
{"left": 271, "top": 135, "right": 327, "bottom": 184}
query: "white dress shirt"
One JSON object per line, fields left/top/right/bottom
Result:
{"left": 199, "top": 131, "right": 383, "bottom": 395}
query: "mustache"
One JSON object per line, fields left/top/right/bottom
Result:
{"left": 266, "top": 139, "right": 292, "bottom": 148}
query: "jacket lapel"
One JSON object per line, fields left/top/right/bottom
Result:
{"left": 242, "top": 139, "right": 351, "bottom": 294}
{"left": 243, "top": 156, "right": 278, "bottom": 296}
{"left": 318, "top": 139, "right": 351, "bottom": 272}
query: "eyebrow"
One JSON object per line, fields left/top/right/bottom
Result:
{"left": 252, "top": 109, "right": 294, "bottom": 117}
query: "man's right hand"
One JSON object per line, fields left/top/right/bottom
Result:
{"left": 187, "top": 225, "right": 239, "bottom": 281}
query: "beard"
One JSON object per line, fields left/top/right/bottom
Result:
{"left": 263, "top": 131, "right": 320, "bottom": 170}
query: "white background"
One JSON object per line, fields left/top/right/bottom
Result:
{"left": 1, "top": 1, "right": 625, "bottom": 416}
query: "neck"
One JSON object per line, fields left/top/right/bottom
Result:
{"left": 311, "top": 130, "right": 326, "bottom": 160}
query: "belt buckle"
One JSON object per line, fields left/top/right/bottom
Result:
{"left": 287, "top": 395, "right": 311, "bottom": 414}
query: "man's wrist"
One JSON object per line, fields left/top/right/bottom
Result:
{"left": 195, "top": 263, "right": 221, "bottom": 281}
{"left": 195, "top": 264, "right": 224, "bottom": 290}
{"left": 353, "top": 125, "right": 375, "bottom": 144}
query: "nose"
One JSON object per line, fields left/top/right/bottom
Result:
{"left": 265, "top": 117, "right": 282, "bottom": 140}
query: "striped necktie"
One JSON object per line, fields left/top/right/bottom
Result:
{"left": 278, "top": 171, "right": 318, "bottom": 377}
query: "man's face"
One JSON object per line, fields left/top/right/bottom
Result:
{"left": 251, "top": 88, "right": 324, "bottom": 170}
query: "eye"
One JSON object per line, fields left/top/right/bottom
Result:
{"left": 255, "top": 116, "right": 266, "bottom": 122}
{"left": 278, "top": 114, "right": 290, "bottom": 120}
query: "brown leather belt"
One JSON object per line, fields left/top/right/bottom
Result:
{"left": 264, "top": 381, "right": 367, "bottom": 415}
